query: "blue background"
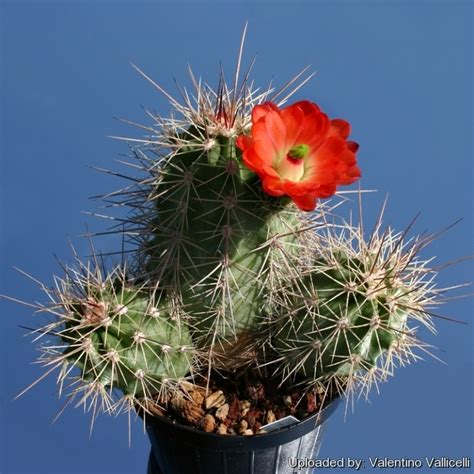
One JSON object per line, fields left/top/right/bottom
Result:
{"left": 1, "top": 1, "right": 472, "bottom": 473}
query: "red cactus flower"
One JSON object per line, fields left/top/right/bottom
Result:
{"left": 236, "top": 101, "right": 361, "bottom": 211}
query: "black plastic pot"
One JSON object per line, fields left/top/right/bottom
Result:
{"left": 146, "top": 398, "right": 340, "bottom": 474}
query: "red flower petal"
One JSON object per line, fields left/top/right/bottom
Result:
{"left": 281, "top": 106, "right": 304, "bottom": 149}
{"left": 252, "top": 102, "right": 279, "bottom": 123}
{"left": 290, "top": 101, "right": 321, "bottom": 115}
{"left": 347, "top": 141, "right": 359, "bottom": 153}
{"left": 261, "top": 175, "right": 285, "bottom": 196}
{"left": 236, "top": 134, "right": 253, "bottom": 152}
{"left": 297, "top": 113, "right": 330, "bottom": 149}
{"left": 236, "top": 100, "right": 361, "bottom": 211}
{"left": 330, "top": 119, "right": 351, "bottom": 139}
{"left": 290, "top": 192, "right": 318, "bottom": 211}
{"left": 242, "top": 148, "right": 263, "bottom": 174}
{"left": 261, "top": 164, "right": 281, "bottom": 179}
{"left": 264, "top": 110, "right": 286, "bottom": 152}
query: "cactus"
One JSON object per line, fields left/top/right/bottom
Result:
{"left": 16, "top": 42, "right": 328, "bottom": 420}
{"left": 26, "top": 259, "right": 195, "bottom": 416}
{"left": 268, "top": 208, "right": 439, "bottom": 397}
{"left": 139, "top": 132, "right": 300, "bottom": 356}
{"left": 115, "top": 60, "right": 322, "bottom": 368}
{"left": 13, "top": 30, "right": 458, "bottom": 431}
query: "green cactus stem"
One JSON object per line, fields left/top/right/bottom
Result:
{"left": 269, "top": 206, "right": 440, "bottom": 397}
{"left": 108, "top": 61, "right": 321, "bottom": 368}
{"left": 28, "top": 260, "right": 195, "bottom": 416}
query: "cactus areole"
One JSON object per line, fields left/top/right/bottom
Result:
{"left": 15, "top": 27, "right": 457, "bottom": 474}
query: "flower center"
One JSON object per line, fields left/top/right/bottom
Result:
{"left": 287, "top": 144, "right": 310, "bottom": 160}
{"left": 274, "top": 144, "right": 309, "bottom": 182}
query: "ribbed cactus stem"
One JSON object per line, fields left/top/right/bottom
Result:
{"left": 64, "top": 286, "right": 193, "bottom": 398}
{"left": 32, "top": 262, "right": 195, "bottom": 414}
{"left": 142, "top": 134, "right": 301, "bottom": 363}
{"left": 269, "top": 213, "right": 438, "bottom": 396}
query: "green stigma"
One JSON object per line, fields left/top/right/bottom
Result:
{"left": 288, "top": 144, "right": 310, "bottom": 160}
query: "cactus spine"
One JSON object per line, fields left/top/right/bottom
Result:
{"left": 269, "top": 212, "right": 437, "bottom": 394}
{"left": 139, "top": 132, "right": 300, "bottom": 360}
{"left": 31, "top": 262, "right": 194, "bottom": 415}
